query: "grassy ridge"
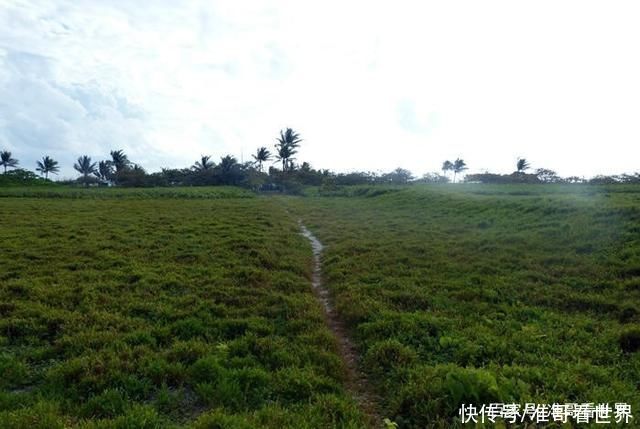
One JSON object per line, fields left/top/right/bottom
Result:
{"left": 287, "top": 185, "right": 640, "bottom": 428}
{"left": 0, "top": 196, "right": 365, "bottom": 428}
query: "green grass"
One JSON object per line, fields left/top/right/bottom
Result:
{"left": 3, "top": 184, "right": 640, "bottom": 428}
{"left": 0, "top": 194, "right": 365, "bottom": 428}
{"left": 0, "top": 186, "right": 254, "bottom": 199}
{"left": 286, "top": 184, "right": 640, "bottom": 428}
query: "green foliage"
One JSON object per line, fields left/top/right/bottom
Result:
{"left": 0, "top": 169, "right": 54, "bottom": 187}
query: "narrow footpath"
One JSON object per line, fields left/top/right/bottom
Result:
{"left": 299, "top": 221, "right": 383, "bottom": 428}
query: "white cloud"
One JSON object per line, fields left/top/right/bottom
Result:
{"left": 1, "top": 0, "right": 639, "bottom": 178}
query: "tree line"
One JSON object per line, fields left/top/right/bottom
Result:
{"left": 1, "top": 131, "right": 639, "bottom": 189}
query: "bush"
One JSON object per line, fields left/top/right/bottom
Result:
{"left": 363, "top": 340, "right": 417, "bottom": 379}
{"left": 389, "top": 365, "right": 506, "bottom": 428}
{"left": 0, "top": 401, "right": 66, "bottom": 429}
{"left": 192, "top": 409, "right": 253, "bottom": 429}
{"left": 80, "top": 389, "right": 128, "bottom": 419}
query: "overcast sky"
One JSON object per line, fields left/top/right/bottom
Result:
{"left": 1, "top": 1, "right": 639, "bottom": 179}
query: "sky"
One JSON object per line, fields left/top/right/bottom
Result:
{"left": 1, "top": 0, "right": 639, "bottom": 179}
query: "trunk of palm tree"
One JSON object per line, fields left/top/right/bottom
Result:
{"left": 45, "top": 171, "right": 48, "bottom": 179}
{"left": 453, "top": 171, "right": 457, "bottom": 184}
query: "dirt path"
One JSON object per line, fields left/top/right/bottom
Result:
{"left": 299, "top": 221, "right": 383, "bottom": 428}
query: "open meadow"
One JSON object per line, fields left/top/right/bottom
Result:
{"left": 288, "top": 184, "right": 640, "bottom": 428}
{"left": 0, "top": 188, "right": 366, "bottom": 428}
{"left": 1, "top": 185, "right": 639, "bottom": 428}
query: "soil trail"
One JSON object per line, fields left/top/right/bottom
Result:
{"left": 299, "top": 221, "right": 383, "bottom": 428}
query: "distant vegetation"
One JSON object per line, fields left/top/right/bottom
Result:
{"left": 2, "top": 132, "right": 639, "bottom": 192}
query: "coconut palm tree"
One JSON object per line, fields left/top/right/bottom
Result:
{"left": 95, "top": 160, "right": 113, "bottom": 184}
{"left": 274, "top": 128, "right": 302, "bottom": 172}
{"left": 192, "top": 155, "right": 214, "bottom": 172}
{"left": 35, "top": 156, "right": 60, "bottom": 179}
{"left": 516, "top": 158, "right": 530, "bottom": 173}
{"left": 442, "top": 160, "right": 453, "bottom": 179}
{"left": 110, "top": 150, "right": 130, "bottom": 172}
{"left": 218, "top": 155, "right": 238, "bottom": 174}
{"left": 215, "top": 155, "right": 241, "bottom": 185}
{"left": 0, "top": 150, "right": 19, "bottom": 173}
{"left": 74, "top": 155, "right": 97, "bottom": 186}
{"left": 452, "top": 158, "right": 467, "bottom": 183}
{"left": 252, "top": 147, "right": 271, "bottom": 172}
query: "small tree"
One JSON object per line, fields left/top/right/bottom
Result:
{"left": 381, "top": 168, "right": 414, "bottom": 184}
{"left": 36, "top": 156, "right": 60, "bottom": 179}
{"left": 535, "top": 168, "right": 560, "bottom": 183}
{"left": 0, "top": 150, "right": 19, "bottom": 173}
{"left": 74, "top": 155, "right": 98, "bottom": 186}
{"left": 452, "top": 158, "right": 467, "bottom": 183}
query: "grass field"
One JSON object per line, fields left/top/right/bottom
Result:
{"left": 288, "top": 184, "right": 640, "bottom": 428}
{"left": 2, "top": 185, "right": 640, "bottom": 428}
{"left": 0, "top": 189, "right": 366, "bottom": 428}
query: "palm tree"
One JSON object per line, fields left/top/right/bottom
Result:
{"left": 452, "top": 158, "right": 467, "bottom": 183}
{"left": 110, "top": 150, "right": 130, "bottom": 172}
{"left": 218, "top": 155, "right": 238, "bottom": 173}
{"left": 516, "top": 158, "right": 530, "bottom": 173}
{"left": 192, "top": 155, "right": 214, "bottom": 172}
{"left": 74, "top": 155, "right": 97, "bottom": 186}
{"left": 0, "top": 150, "right": 19, "bottom": 173}
{"left": 216, "top": 155, "right": 240, "bottom": 185}
{"left": 442, "top": 160, "right": 453, "bottom": 179}
{"left": 95, "top": 160, "right": 113, "bottom": 184}
{"left": 252, "top": 147, "right": 271, "bottom": 172}
{"left": 35, "top": 156, "right": 60, "bottom": 179}
{"left": 274, "top": 128, "right": 302, "bottom": 172}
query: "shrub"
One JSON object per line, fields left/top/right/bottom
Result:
{"left": 192, "top": 409, "right": 252, "bottom": 429}
{"left": 0, "top": 401, "right": 66, "bottom": 429}
{"left": 389, "top": 365, "right": 504, "bottom": 428}
{"left": 0, "top": 355, "right": 29, "bottom": 389}
{"left": 109, "top": 404, "right": 166, "bottom": 429}
{"left": 80, "top": 389, "right": 128, "bottom": 418}
{"left": 189, "top": 357, "right": 225, "bottom": 385}
{"left": 363, "top": 339, "right": 417, "bottom": 379}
